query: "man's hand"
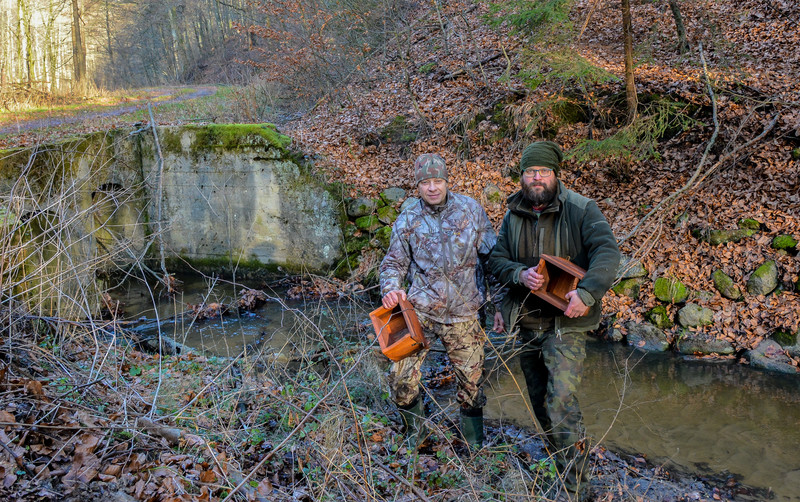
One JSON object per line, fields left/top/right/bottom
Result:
{"left": 382, "top": 290, "right": 407, "bottom": 309}
{"left": 564, "top": 290, "right": 589, "bottom": 318}
{"left": 520, "top": 267, "right": 545, "bottom": 291}
{"left": 492, "top": 312, "right": 505, "bottom": 333}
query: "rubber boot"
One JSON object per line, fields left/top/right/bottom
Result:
{"left": 398, "top": 398, "right": 426, "bottom": 449}
{"left": 459, "top": 406, "right": 484, "bottom": 448}
{"left": 555, "top": 438, "right": 591, "bottom": 501}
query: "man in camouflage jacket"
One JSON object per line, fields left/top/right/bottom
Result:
{"left": 380, "top": 153, "right": 499, "bottom": 448}
{"left": 489, "top": 141, "right": 620, "bottom": 499}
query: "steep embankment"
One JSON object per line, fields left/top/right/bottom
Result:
{"left": 286, "top": 0, "right": 800, "bottom": 368}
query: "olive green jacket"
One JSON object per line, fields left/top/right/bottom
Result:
{"left": 488, "top": 181, "right": 620, "bottom": 333}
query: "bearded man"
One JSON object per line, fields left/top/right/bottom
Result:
{"left": 488, "top": 141, "right": 620, "bottom": 498}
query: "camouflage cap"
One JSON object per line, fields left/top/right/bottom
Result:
{"left": 414, "top": 154, "right": 448, "bottom": 184}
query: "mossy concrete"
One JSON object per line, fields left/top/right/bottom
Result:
{"left": 2, "top": 124, "right": 344, "bottom": 289}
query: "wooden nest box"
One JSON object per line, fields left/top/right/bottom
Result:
{"left": 532, "top": 254, "right": 587, "bottom": 311}
{"left": 369, "top": 298, "right": 427, "bottom": 362}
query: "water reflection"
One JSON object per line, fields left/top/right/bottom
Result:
{"left": 484, "top": 338, "right": 800, "bottom": 501}
{"left": 111, "top": 274, "right": 372, "bottom": 359}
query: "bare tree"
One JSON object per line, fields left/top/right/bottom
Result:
{"left": 621, "top": 0, "right": 638, "bottom": 123}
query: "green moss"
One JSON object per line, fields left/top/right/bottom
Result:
{"left": 737, "top": 218, "right": 761, "bottom": 231}
{"left": 612, "top": 277, "right": 643, "bottom": 298}
{"left": 772, "top": 234, "right": 798, "bottom": 252}
{"left": 792, "top": 148, "right": 800, "bottom": 160}
{"left": 646, "top": 305, "right": 673, "bottom": 329}
{"left": 355, "top": 215, "right": 381, "bottom": 232}
{"left": 345, "top": 236, "right": 370, "bottom": 254}
{"left": 373, "top": 226, "right": 392, "bottom": 249}
{"left": 190, "top": 123, "right": 291, "bottom": 152}
{"left": 653, "top": 277, "right": 689, "bottom": 303}
{"left": 772, "top": 330, "right": 798, "bottom": 347}
{"left": 693, "top": 228, "right": 756, "bottom": 245}
{"left": 377, "top": 205, "right": 398, "bottom": 225}
{"left": 712, "top": 269, "right": 742, "bottom": 300}
{"left": 379, "top": 115, "right": 417, "bottom": 144}
{"left": 418, "top": 62, "right": 437, "bottom": 74}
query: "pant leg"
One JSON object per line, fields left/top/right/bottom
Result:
{"left": 388, "top": 346, "right": 430, "bottom": 407}
{"left": 541, "top": 330, "right": 587, "bottom": 450}
{"left": 518, "top": 329, "right": 553, "bottom": 434}
{"left": 436, "top": 318, "right": 486, "bottom": 409}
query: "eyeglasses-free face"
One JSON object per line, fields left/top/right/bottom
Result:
{"left": 522, "top": 167, "right": 554, "bottom": 178}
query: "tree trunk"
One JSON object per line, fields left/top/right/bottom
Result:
{"left": 667, "top": 0, "right": 690, "bottom": 53}
{"left": 105, "top": 0, "right": 114, "bottom": 70}
{"left": 71, "top": 0, "right": 87, "bottom": 94}
{"left": 621, "top": 0, "right": 637, "bottom": 123}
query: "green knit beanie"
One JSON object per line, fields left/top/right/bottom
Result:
{"left": 519, "top": 141, "right": 563, "bottom": 175}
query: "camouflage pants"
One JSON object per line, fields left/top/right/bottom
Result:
{"left": 389, "top": 317, "right": 486, "bottom": 409}
{"left": 518, "top": 329, "right": 587, "bottom": 450}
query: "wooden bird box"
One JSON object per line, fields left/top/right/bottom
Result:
{"left": 369, "top": 298, "right": 427, "bottom": 362}
{"left": 532, "top": 254, "right": 587, "bottom": 312}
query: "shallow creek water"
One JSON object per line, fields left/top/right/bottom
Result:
{"left": 115, "top": 277, "right": 800, "bottom": 501}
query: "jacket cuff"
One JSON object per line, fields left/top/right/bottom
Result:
{"left": 576, "top": 288, "right": 596, "bottom": 307}
{"left": 513, "top": 266, "right": 526, "bottom": 285}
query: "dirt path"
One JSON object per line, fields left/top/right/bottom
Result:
{"left": 0, "top": 86, "right": 216, "bottom": 137}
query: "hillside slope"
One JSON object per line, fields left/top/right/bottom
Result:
{"left": 286, "top": 0, "right": 800, "bottom": 361}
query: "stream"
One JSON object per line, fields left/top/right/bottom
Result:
{"left": 114, "top": 275, "right": 800, "bottom": 501}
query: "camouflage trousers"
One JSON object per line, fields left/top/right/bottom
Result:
{"left": 389, "top": 317, "right": 486, "bottom": 409}
{"left": 518, "top": 328, "right": 587, "bottom": 450}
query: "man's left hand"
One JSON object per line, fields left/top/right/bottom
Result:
{"left": 563, "top": 290, "right": 589, "bottom": 318}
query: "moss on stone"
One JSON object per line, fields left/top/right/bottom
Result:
{"left": 355, "top": 215, "right": 381, "bottom": 232}
{"left": 345, "top": 236, "right": 370, "bottom": 254}
{"left": 646, "top": 305, "right": 673, "bottom": 329}
{"left": 747, "top": 260, "right": 778, "bottom": 296}
{"left": 373, "top": 226, "right": 392, "bottom": 249}
{"left": 712, "top": 269, "right": 742, "bottom": 300}
{"left": 190, "top": 123, "right": 291, "bottom": 152}
{"left": 377, "top": 205, "right": 398, "bottom": 225}
{"left": 737, "top": 218, "right": 761, "bottom": 231}
{"left": 612, "top": 277, "right": 643, "bottom": 299}
{"left": 772, "top": 330, "right": 798, "bottom": 347}
{"left": 771, "top": 234, "right": 798, "bottom": 252}
{"left": 653, "top": 277, "right": 689, "bottom": 303}
{"left": 380, "top": 115, "right": 417, "bottom": 144}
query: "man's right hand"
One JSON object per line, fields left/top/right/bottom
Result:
{"left": 520, "top": 267, "right": 545, "bottom": 291}
{"left": 382, "top": 290, "right": 407, "bottom": 309}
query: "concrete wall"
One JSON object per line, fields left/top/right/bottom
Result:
{"left": 0, "top": 124, "right": 344, "bottom": 279}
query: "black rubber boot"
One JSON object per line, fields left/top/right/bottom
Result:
{"left": 459, "top": 406, "right": 484, "bottom": 448}
{"left": 398, "top": 398, "right": 426, "bottom": 449}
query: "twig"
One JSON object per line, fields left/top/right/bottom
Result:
{"left": 220, "top": 345, "right": 373, "bottom": 502}
{"left": 349, "top": 438, "right": 433, "bottom": 502}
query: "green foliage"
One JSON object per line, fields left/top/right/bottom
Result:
{"left": 518, "top": 48, "right": 616, "bottom": 92}
{"left": 571, "top": 96, "right": 699, "bottom": 165}
{"left": 485, "top": 0, "right": 573, "bottom": 42}
{"left": 418, "top": 62, "right": 437, "bottom": 74}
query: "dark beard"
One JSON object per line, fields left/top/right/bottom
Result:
{"left": 521, "top": 179, "right": 557, "bottom": 207}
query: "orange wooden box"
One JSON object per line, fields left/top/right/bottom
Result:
{"left": 369, "top": 298, "right": 427, "bottom": 362}
{"left": 532, "top": 254, "right": 587, "bottom": 312}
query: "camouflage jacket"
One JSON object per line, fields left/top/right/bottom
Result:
{"left": 380, "top": 192, "right": 497, "bottom": 324}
